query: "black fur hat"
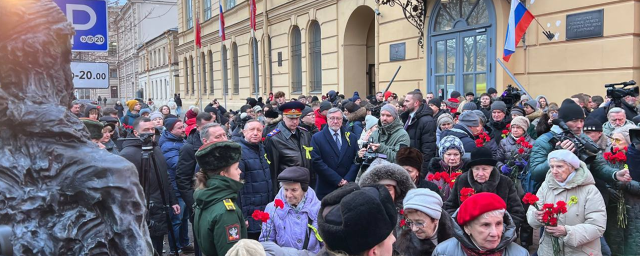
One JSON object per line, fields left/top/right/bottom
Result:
{"left": 195, "top": 141, "right": 242, "bottom": 171}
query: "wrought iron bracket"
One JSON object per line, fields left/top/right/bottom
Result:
{"left": 375, "top": 0, "right": 428, "bottom": 48}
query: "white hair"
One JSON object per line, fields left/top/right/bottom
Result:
{"left": 607, "top": 107, "right": 625, "bottom": 118}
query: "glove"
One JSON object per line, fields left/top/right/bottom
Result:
{"left": 608, "top": 186, "right": 622, "bottom": 202}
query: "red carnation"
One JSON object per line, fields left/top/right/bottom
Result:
{"left": 460, "top": 187, "right": 476, "bottom": 202}
{"left": 518, "top": 148, "right": 525, "bottom": 154}
{"left": 522, "top": 193, "right": 540, "bottom": 209}
{"left": 399, "top": 209, "right": 405, "bottom": 215}
{"left": 274, "top": 199, "right": 284, "bottom": 209}
{"left": 252, "top": 210, "right": 270, "bottom": 223}
{"left": 400, "top": 219, "right": 406, "bottom": 228}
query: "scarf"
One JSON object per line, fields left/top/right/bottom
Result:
{"left": 439, "top": 159, "right": 464, "bottom": 173}
{"left": 556, "top": 171, "right": 577, "bottom": 187}
{"left": 461, "top": 245, "right": 504, "bottom": 256}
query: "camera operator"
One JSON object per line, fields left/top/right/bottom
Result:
{"left": 119, "top": 117, "right": 180, "bottom": 255}
{"left": 357, "top": 104, "right": 410, "bottom": 163}
{"left": 528, "top": 99, "right": 631, "bottom": 192}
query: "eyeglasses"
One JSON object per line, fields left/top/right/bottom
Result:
{"left": 328, "top": 117, "right": 342, "bottom": 122}
{"left": 606, "top": 135, "right": 624, "bottom": 145}
{"left": 405, "top": 220, "right": 427, "bottom": 228}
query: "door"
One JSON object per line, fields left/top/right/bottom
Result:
{"left": 368, "top": 64, "right": 376, "bottom": 96}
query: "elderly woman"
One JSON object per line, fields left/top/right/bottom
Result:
{"left": 394, "top": 189, "right": 454, "bottom": 255}
{"left": 259, "top": 167, "right": 323, "bottom": 253}
{"left": 433, "top": 193, "right": 529, "bottom": 255}
{"left": 436, "top": 113, "right": 454, "bottom": 143}
{"left": 445, "top": 147, "right": 525, "bottom": 228}
{"left": 496, "top": 116, "right": 535, "bottom": 187}
{"left": 427, "top": 135, "right": 466, "bottom": 201}
{"left": 526, "top": 150, "right": 607, "bottom": 256}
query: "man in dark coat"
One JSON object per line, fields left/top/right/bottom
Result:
{"left": 343, "top": 102, "right": 366, "bottom": 139}
{"left": 119, "top": 117, "right": 180, "bottom": 254}
{"left": 441, "top": 111, "right": 479, "bottom": 157}
{"left": 237, "top": 120, "right": 273, "bottom": 239}
{"left": 400, "top": 91, "right": 437, "bottom": 174}
{"left": 265, "top": 101, "right": 314, "bottom": 193}
{"left": 486, "top": 100, "right": 511, "bottom": 143}
{"left": 311, "top": 108, "right": 360, "bottom": 199}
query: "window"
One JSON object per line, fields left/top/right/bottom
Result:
{"left": 110, "top": 69, "right": 118, "bottom": 78}
{"left": 308, "top": 21, "right": 322, "bottom": 93}
{"left": 251, "top": 37, "right": 259, "bottom": 95}
{"left": 190, "top": 55, "right": 195, "bottom": 94}
{"left": 186, "top": 0, "right": 193, "bottom": 29}
{"left": 108, "top": 42, "right": 117, "bottom": 56}
{"left": 226, "top": 0, "right": 235, "bottom": 10}
{"left": 201, "top": 52, "right": 206, "bottom": 94}
{"left": 222, "top": 45, "right": 228, "bottom": 95}
{"left": 208, "top": 50, "right": 214, "bottom": 94}
{"left": 232, "top": 42, "right": 239, "bottom": 94}
{"left": 184, "top": 58, "right": 189, "bottom": 94}
{"left": 291, "top": 26, "right": 302, "bottom": 93}
{"left": 204, "top": 0, "right": 212, "bottom": 20}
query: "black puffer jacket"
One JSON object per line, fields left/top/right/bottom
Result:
{"left": 176, "top": 132, "right": 203, "bottom": 210}
{"left": 487, "top": 117, "right": 511, "bottom": 143}
{"left": 444, "top": 168, "right": 525, "bottom": 228}
{"left": 119, "top": 136, "right": 178, "bottom": 236}
{"left": 441, "top": 124, "right": 476, "bottom": 154}
{"left": 237, "top": 139, "right": 273, "bottom": 234}
{"left": 394, "top": 210, "right": 454, "bottom": 256}
{"left": 400, "top": 104, "right": 437, "bottom": 174}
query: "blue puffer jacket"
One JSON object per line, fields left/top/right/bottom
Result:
{"left": 159, "top": 129, "right": 186, "bottom": 197}
{"left": 237, "top": 138, "right": 274, "bottom": 234}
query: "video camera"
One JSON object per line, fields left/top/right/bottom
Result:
{"left": 605, "top": 80, "right": 638, "bottom": 107}
{"left": 499, "top": 84, "right": 526, "bottom": 110}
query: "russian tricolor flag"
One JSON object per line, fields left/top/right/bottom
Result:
{"left": 503, "top": 0, "right": 534, "bottom": 62}
{"left": 219, "top": 2, "right": 226, "bottom": 41}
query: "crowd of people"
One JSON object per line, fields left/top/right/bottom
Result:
{"left": 70, "top": 87, "right": 640, "bottom": 256}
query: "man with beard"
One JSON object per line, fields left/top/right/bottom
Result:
{"left": 401, "top": 91, "right": 437, "bottom": 172}
{"left": 358, "top": 104, "right": 410, "bottom": 163}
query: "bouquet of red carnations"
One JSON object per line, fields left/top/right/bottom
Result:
{"left": 604, "top": 147, "right": 628, "bottom": 228}
{"left": 427, "top": 171, "right": 462, "bottom": 195}
{"left": 523, "top": 193, "right": 571, "bottom": 256}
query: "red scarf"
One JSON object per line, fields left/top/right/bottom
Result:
{"left": 461, "top": 245, "right": 504, "bottom": 256}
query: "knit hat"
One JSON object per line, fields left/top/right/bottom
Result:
{"left": 456, "top": 192, "right": 506, "bottom": 226}
{"left": 403, "top": 189, "right": 443, "bottom": 220}
{"left": 81, "top": 118, "right": 104, "bottom": 140}
{"left": 384, "top": 91, "right": 393, "bottom": 101}
{"left": 428, "top": 98, "right": 442, "bottom": 109}
{"left": 351, "top": 91, "right": 361, "bottom": 102}
{"left": 204, "top": 105, "right": 217, "bottom": 113}
{"left": 186, "top": 109, "right": 198, "bottom": 119}
{"left": 510, "top": 116, "right": 530, "bottom": 131}
{"left": 344, "top": 102, "right": 361, "bottom": 113}
{"left": 253, "top": 105, "right": 262, "bottom": 113}
{"left": 318, "top": 183, "right": 397, "bottom": 255}
{"left": 195, "top": 141, "right": 242, "bottom": 171}
{"left": 450, "top": 91, "right": 461, "bottom": 99}
{"left": 472, "top": 110, "right": 487, "bottom": 125}
{"left": 559, "top": 98, "right": 585, "bottom": 122}
{"left": 246, "top": 98, "right": 258, "bottom": 108}
{"left": 226, "top": 239, "right": 266, "bottom": 256}
{"left": 365, "top": 115, "right": 379, "bottom": 130}
{"left": 380, "top": 104, "right": 398, "bottom": 120}
{"left": 149, "top": 111, "right": 163, "bottom": 121}
{"left": 466, "top": 92, "right": 475, "bottom": 97}
{"left": 438, "top": 135, "right": 465, "bottom": 157}
{"left": 524, "top": 99, "right": 538, "bottom": 111}
{"left": 490, "top": 101, "right": 507, "bottom": 114}
{"left": 458, "top": 111, "right": 479, "bottom": 127}
{"left": 126, "top": 99, "right": 138, "bottom": 111}
{"left": 164, "top": 118, "right": 180, "bottom": 131}
{"left": 300, "top": 106, "right": 314, "bottom": 119}
{"left": 584, "top": 118, "right": 603, "bottom": 132}
{"left": 465, "top": 147, "right": 497, "bottom": 169}
{"left": 265, "top": 109, "right": 279, "bottom": 119}
{"left": 487, "top": 88, "right": 498, "bottom": 95}
{"left": 548, "top": 149, "right": 580, "bottom": 169}
{"left": 278, "top": 167, "right": 311, "bottom": 192}
{"left": 437, "top": 113, "right": 454, "bottom": 128}
{"left": 396, "top": 147, "right": 423, "bottom": 172}
{"left": 462, "top": 102, "right": 477, "bottom": 111}
{"left": 320, "top": 101, "right": 332, "bottom": 112}
{"left": 520, "top": 95, "right": 531, "bottom": 102}
{"left": 139, "top": 108, "right": 151, "bottom": 116}
{"left": 511, "top": 107, "right": 525, "bottom": 117}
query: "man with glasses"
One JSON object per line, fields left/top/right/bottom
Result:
{"left": 311, "top": 108, "right": 360, "bottom": 199}
{"left": 265, "top": 101, "right": 315, "bottom": 192}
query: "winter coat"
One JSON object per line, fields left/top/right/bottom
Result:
{"left": 262, "top": 242, "right": 317, "bottom": 256}
{"left": 158, "top": 129, "right": 186, "bottom": 197}
{"left": 237, "top": 138, "right": 273, "bottom": 234}
{"left": 527, "top": 162, "right": 606, "bottom": 256}
{"left": 265, "top": 122, "right": 314, "bottom": 192}
{"left": 176, "top": 132, "right": 203, "bottom": 210}
{"left": 487, "top": 117, "right": 512, "bottom": 143}
{"left": 441, "top": 124, "right": 476, "bottom": 154}
{"left": 425, "top": 157, "right": 466, "bottom": 201}
{"left": 400, "top": 104, "right": 438, "bottom": 174}
{"left": 259, "top": 188, "right": 323, "bottom": 254}
{"left": 479, "top": 105, "right": 492, "bottom": 121}
{"left": 345, "top": 107, "right": 366, "bottom": 139}
{"left": 590, "top": 102, "right": 638, "bottom": 125}
{"left": 263, "top": 115, "right": 283, "bottom": 138}
{"left": 301, "top": 123, "right": 320, "bottom": 135}
{"left": 119, "top": 136, "right": 178, "bottom": 236}
{"left": 529, "top": 126, "right": 619, "bottom": 186}
{"left": 526, "top": 109, "right": 543, "bottom": 139}
{"left": 433, "top": 211, "right": 529, "bottom": 256}
{"left": 444, "top": 168, "right": 526, "bottom": 228}
{"left": 120, "top": 110, "right": 140, "bottom": 130}
{"left": 496, "top": 134, "right": 534, "bottom": 174}
{"left": 369, "top": 117, "right": 411, "bottom": 163}
{"left": 103, "top": 139, "right": 120, "bottom": 155}
{"left": 194, "top": 175, "right": 247, "bottom": 256}
{"left": 310, "top": 127, "right": 360, "bottom": 199}
{"left": 314, "top": 109, "right": 327, "bottom": 131}
{"left": 603, "top": 119, "right": 636, "bottom": 137}
{"left": 605, "top": 180, "right": 640, "bottom": 255}
{"left": 393, "top": 210, "right": 454, "bottom": 256}
{"left": 114, "top": 103, "right": 125, "bottom": 118}
{"left": 185, "top": 117, "right": 197, "bottom": 137}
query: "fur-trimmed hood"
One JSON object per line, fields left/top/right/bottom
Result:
{"left": 266, "top": 114, "right": 283, "bottom": 125}
{"left": 358, "top": 162, "right": 416, "bottom": 205}
{"left": 526, "top": 108, "right": 543, "bottom": 122}
{"left": 346, "top": 106, "right": 367, "bottom": 122}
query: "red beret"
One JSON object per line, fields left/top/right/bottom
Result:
{"left": 456, "top": 192, "right": 506, "bottom": 226}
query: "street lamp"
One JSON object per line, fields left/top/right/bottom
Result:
{"left": 375, "top": 0, "right": 427, "bottom": 48}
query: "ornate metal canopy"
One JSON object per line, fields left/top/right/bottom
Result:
{"left": 375, "top": 0, "right": 428, "bottom": 48}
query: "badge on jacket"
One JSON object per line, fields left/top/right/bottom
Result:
{"left": 223, "top": 199, "right": 235, "bottom": 211}
{"left": 225, "top": 223, "right": 241, "bottom": 243}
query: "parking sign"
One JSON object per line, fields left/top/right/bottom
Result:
{"left": 54, "top": 0, "right": 108, "bottom": 52}
{"left": 71, "top": 62, "right": 110, "bottom": 89}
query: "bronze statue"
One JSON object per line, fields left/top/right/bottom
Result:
{"left": 0, "top": 0, "right": 153, "bottom": 254}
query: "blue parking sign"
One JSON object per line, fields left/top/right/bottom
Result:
{"left": 54, "top": 0, "right": 108, "bottom": 52}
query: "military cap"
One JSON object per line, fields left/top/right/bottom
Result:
{"left": 278, "top": 101, "right": 306, "bottom": 118}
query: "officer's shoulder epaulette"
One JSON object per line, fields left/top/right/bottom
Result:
{"left": 223, "top": 199, "right": 236, "bottom": 211}
{"left": 267, "top": 128, "right": 280, "bottom": 137}
{"left": 298, "top": 126, "right": 308, "bottom": 132}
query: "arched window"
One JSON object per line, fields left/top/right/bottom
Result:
{"left": 290, "top": 26, "right": 302, "bottom": 93}
{"left": 201, "top": 52, "right": 206, "bottom": 94}
{"left": 189, "top": 55, "right": 195, "bottom": 94}
{"left": 222, "top": 45, "right": 229, "bottom": 95}
{"left": 184, "top": 57, "right": 189, "bottom": 94}
{"left": 429, "top": 0, "right": 495, "bottom": 98}
{"left": 308, "top": 21, "right": 322, "bottom": 93}
{"left": 208, "top": 50, "right": 214, "bottom": 94}
{"left": 250, "top": 37, "right": 259, "bottom": 96}
{"left": 232, "top": 42, "right": 239, "bottom": 94}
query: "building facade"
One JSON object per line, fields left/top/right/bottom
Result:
{"left": 115, "top": 0, "right": 178, "bottom": 100}
{"left": 176, "top": 0, "right": 640, "bottom": 110}
{"left": 137, "top": 28, "right": 180, "bottom": 107}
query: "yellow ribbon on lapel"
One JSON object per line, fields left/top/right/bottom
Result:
{"left": 264, "top": 153, "right": 271, "bottom": 164}
{"left": 303, "top": 146, "right": 313, "bottom": 159}
{"left": 345, "top": 132, "right": 351, "bottom": 146}
{"left": 308, "top": 223, "right": 324, "bottom": 242}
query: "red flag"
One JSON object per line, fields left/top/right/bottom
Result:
{"left": 250, "top": 0, "right": 256, "bottom": 31}
{"left": 195, "top": 17, "right": 202, "bottom": 48}
{"left": 219, "top": 2, "right": 226, "bottom": 41}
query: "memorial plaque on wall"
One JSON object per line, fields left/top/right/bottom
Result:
{"left": 566, "top": 9, "right": 604, "bottom": 40}
{"left": 390, "top": 42, "right": 406, "bottom": 61}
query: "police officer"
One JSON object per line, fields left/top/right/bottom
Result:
{"left": 265, "top": 101, "right": 315, "bottom": 194}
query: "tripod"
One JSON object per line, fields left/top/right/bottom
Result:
{"left": 122, "top": 134, "right": 179, "bottom": 256}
